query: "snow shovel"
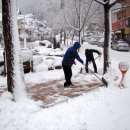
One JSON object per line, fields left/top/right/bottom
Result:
{"left": 80, "top": 55, "right": 100, "bottom": 73}
{"left": 87, "top": 67, "right": 108, "bottom": 87}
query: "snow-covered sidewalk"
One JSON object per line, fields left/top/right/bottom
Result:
{"left": 0, "top": 42, "right": 130, "bottom": 130}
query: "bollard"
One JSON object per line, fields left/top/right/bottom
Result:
{"left": 118, "top": 61, "right": 129, "bottom": 88}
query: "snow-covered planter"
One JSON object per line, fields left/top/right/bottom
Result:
{"left": 20, "top": 48, "right": 33, "bottom": 73}
{"left": 53, "top": 59, "right": 62, "bottom": 69}
{"left": 21, "top": 48, "right": 33, "bottom": 61}
{"left": 33, "top": 57, "right": 55, "bottom": 72}
{"left": 33, "top": 62, "right": 48, "bottom": 72}
{"left": 45, "top": 57, "right": 55, "bottom": 70}
{"left": 33, "top": 55, "right": 43, "bottom": 66}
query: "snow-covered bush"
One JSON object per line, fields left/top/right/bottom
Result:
{"left": 33, "top": 46, "right": 50, "bottom": 56}
{"left": 33, "top": 62, "right": 48, "bottom": 72}
{"left": 26, "top": 41, "right": 39, "bottom": 49}
{"left": 49, "top": 48, "right": 64, "bottom": 57}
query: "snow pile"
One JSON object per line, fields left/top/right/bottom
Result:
{"left": 49, "top": 48, "right": 64, "bottom": 56}
{"left": 0, "top": 41, "right": 130, "bottom": 130}
{"left": 39, "top": 40, "right": 53, "bottom": 48}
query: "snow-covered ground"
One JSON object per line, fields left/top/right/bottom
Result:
{"left": 0, "top": 41, "right": 130, "bottom": 130}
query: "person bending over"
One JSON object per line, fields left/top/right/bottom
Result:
{"left": 85, "top": 49, "right": 101, "bottom": 73}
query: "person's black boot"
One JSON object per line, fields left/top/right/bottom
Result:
{"left": 64, "top": 82, "right": 70, "bottom": 88}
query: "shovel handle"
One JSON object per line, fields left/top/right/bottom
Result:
{"left": 80, "top": 56, "right": 100, "bottom": 73}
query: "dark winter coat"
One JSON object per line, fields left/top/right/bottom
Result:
{"left": 85, "top": 49, "right": 100, "bottom": 61}
{"left": 62, "top": 42, "right": 83, "bottom": 67}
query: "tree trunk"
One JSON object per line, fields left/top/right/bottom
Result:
{"left": 53, "top": 37, "right": 57, "bottom": 49}
{"left": 2, "top": 0, "right": 14, "bottom": 93}
{"left": 103, "top": 1, "right": 110, "bottom": 74}
{"left": 2, "top": 0, "right": 26, "bottom": 101}
{"left": 71, "top": 30, "right": 76, "bottom": 44}
{"left": 60, "top": 29, "right": 63, "bottom": 44}
{"left": 63, "top": 30, "right": 66, "bottom": 45}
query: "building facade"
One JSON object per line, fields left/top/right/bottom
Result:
{"left": 112, "top": 0, "right": 130, "bottom": 44}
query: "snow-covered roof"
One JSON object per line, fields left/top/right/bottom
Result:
{"left": 111, "top": 3, "right": 122, "bottom": 13}
{"left": 112, "top": 8, "right": 122, "bottom": 13}
{"left": 0, "top": 12, "right": 35, "bottom": 22}
{"left": 17, "top": 14, "right": 35, "bottom": 20}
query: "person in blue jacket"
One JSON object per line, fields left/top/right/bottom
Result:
{"left": 62, "top": 42, "right": 84, "bottom": 87}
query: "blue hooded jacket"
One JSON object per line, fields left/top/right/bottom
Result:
{"left": 62, "top": 42, "right": 84, "bottom": 67}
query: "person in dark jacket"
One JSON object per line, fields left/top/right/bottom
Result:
{"left": 62, "top": 42, "right": 84, "bottom": 87}
{"left": 85, "top": 49, "right": 101, "bottom": 73}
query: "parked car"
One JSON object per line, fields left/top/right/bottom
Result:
{"left": 111, "top": 39, "right": 129, "bottom": 51}
{"left": 82, "top": 36, "right": 91, "bottom": 42}
{"left": 97, "top": 37, "right": 104, "bottom": 47}
{"left": 39, "top": 40, "right": 53, "bottom": 48}
{"left": 89, "top": 38, "right": 98, "bottom": 45}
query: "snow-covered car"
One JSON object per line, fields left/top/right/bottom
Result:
{"left": 111, "top": 40, "right": 129, "bottom": 51}
{"left": 97, "top": 38, "right": 104, "bottom": 47}
{"left": 89, "top": 38, "right": 98, "bottom": 45}
{"left": 73, "top": 36, "right": 79, "bottom": 41}
{"left": 83, "top": 37, "right": 91, "bottom": 42}
{"left": 0, "top": 48, "right": 33, "bottom": 75}
{"left": 39, "top": 40, "right": 53, "bottom": 48}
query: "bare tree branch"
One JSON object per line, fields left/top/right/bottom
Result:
{"left": 56, "top": 10, "right": 80, "bottom": 31}
{"left": 111, "top": 4, "right": 130, "bottom": 11}
{"left": 94, "top": 0, "right": 108, "bottom": 5}
{"left": 80, "top": 0, "right": 94, "bottom": 31}
{"left": 74, "top": 0, "right": 80, "bottom": 18}
{"left": 109, "top": 0, "right": 118, "bottom": 8}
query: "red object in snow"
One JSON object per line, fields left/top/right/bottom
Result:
{"left": 119, "top": 61, "right": 129, "bottom": 75}
{"left": 118, "top": 61, "right": 129, "bottom": 88}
